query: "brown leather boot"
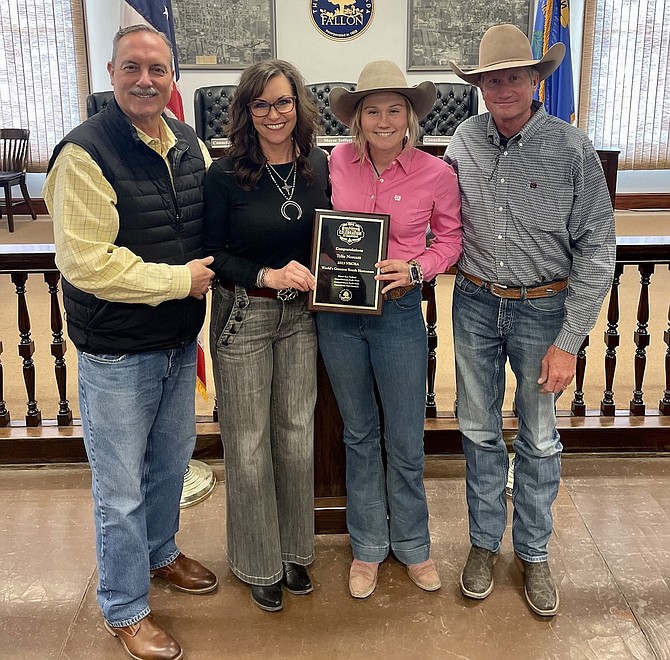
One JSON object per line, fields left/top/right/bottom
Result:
{"left": 104, "top": 615, "right": 183, "bottom": 660}
{"left": 151, "top": 553, "right": 218, "bottom": 594}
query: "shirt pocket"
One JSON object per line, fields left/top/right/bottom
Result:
{"left": 387, "top": 190, "right": 434, "bottom": 252}
{"left": 388, "top": 189, "right": 432, "bottom": 225}
{"left": 511, "top": 171, "right": 574, "bottom": 233}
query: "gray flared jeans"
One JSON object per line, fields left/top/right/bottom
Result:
{"left": 210, "top": 285, "right": 317, "bottom": 585}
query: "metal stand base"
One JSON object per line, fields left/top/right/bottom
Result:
{"left": 180, "top": 459, "right": 216, "bottom": 509}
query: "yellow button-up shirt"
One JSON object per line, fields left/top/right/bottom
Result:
{"left": 43, "top": 118, "right": 212, "bottom": 307}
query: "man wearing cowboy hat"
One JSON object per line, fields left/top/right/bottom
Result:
{"left": 445, "top": 24, "right": 615, "bottom": 616}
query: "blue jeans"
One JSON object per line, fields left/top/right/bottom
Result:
{"left": 77, "top": 342, "right": 197, "bottom": 626}
{"left": 452, "top": 272, "right": 565, "bottom": 562}
{"left": 317, "top": 287, "right": 430, "bottom": 565}
{"left": 210, "top": 286, "right": 316, "bottom": 586}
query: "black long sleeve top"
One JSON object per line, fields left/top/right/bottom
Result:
{"left": 203, "top": 148, "right": 330, "bottom": 289}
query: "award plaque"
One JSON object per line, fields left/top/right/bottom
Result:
{"left": 308, "top": 209, "right": 390, "bottom": 315}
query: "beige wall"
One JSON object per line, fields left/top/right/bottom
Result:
{"left": 84, "top": 1, "right": 586, "bottom": 124}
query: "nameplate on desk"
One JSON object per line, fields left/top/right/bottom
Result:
{"left": 316, "top": 135, "right": 353, "bottom": 146}
{"left": 422, "top": 135, "right": 452, "bottom": 146}
{"left": 210, "top": 138, "right": 231, "bottom": 149}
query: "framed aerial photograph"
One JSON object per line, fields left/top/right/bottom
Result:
{"left": 407, "top": 0, "right": 533, "bottom": 71}
{"left": 172, "top": 0, "right": 276, "bottom": 69}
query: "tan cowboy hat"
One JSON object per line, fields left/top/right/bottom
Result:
{"left": 449, "top": 24, "right": 565, "bottom": 86}
{"left": 329, "top": 60, "right": 436, "bottom": 126}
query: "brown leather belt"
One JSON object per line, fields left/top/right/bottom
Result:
{"left": 385, "top": 284, "right": 416, "bottom": 301}
{"left": 461, "top": 272, "right": 568, "bottom": 300}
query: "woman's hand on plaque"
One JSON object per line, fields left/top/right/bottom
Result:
{"left": 265, "top": 261, "right": 316, "bottom": 291}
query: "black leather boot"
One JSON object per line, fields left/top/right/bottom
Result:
{"left": 250, "top": 581, "right": 283, "bottom": 611}
{"left": 281, "top": 562, "right": 313, "bottom": 595}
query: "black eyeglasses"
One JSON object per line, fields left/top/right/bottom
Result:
{"left": 247, "top": 96, "right": 296, "bottom": 117}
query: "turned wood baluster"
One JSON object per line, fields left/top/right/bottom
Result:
{"left": 423, "top": 278, "right": 438, "bottom": 418}
{"left": 0, "top": 340, "right": 10, "bottom": 426}
{"left": 44, "top": 272, "right": 73, "bottom": 425}
{"left": 601, "top": 263, "right": 624, "bottom": 415}
{"left": 630, "top": 263, "right": 654, "bottom": 415}
{"left": 10, "top": 273, "right": 42, "bottom": 426}
{"left": 661, "top": 272, "right": 670, "bottom": 414}
{"left": 571, "top": 336, "right": 589, "bottom": 416}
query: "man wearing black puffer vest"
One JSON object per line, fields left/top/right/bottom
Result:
{"left": 44, "top": 24, "right": 217, "bottom": 660}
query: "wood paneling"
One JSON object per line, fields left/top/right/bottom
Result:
{"left": 616, "top": 193, "right": 670, "bottom": 210}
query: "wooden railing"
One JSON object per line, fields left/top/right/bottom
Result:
{"left": 0, "top": 238, "right": 669, "bottom": 465}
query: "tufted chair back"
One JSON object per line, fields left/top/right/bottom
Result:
{"left": 193, "top": 85, "right": 237, "bottom": 148}
{"left": 305, "top": 82, "right": 357, "bottom": 136}
{"left": 86, "top": 91, "right": 115, "bottom": 118}
{"left": 419, "top": 83, "right": 479, "bottom": 138}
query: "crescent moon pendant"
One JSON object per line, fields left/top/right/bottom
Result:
{"left": 281, "top": 200, "right": 303, "bottom": 221}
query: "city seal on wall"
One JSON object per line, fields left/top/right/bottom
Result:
{"left": 310, "top": 1, "right": 374, "bottom": 41}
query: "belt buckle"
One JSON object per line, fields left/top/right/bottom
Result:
{"left": 489, "top": 282, "right": 508, "bottom": 298}
{"left": 386, "top": 285, "right": 412, "bottom": 301}
{"left": 277, "top": 288, "right": 299, "bottom": 302}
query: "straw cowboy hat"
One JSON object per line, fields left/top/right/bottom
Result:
{"left": 329, "top": 60, "right": 436, "bottom": 126}
{"left": 449, "top": 24, "right": 565, "bottom": 86}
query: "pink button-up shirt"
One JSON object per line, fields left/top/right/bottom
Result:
{"left": 329, "top": 142, "right": 462, "bottom": 281}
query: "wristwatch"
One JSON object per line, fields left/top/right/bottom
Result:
{"left": 409, "top": 260, "right": 423, "bottom": 286}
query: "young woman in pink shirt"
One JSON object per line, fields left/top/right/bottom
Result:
{"left": 318, "top": 61, "right": 462, "bottom": 598}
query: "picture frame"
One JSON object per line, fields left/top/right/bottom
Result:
{"left": 407, "top": 0, "right": 533, "bottom": 71}
{"left": 307, "top": 209, "right": 390, "bottom": 316}
{"left": 172, "top": 0, "right": 276, "bottom": 69}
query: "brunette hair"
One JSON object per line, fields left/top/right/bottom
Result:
{"left": 226, "top": 59, "right": 317, "bottom": 190}
{"left": 348, "top": 93, "right": 420, "bottom": 163}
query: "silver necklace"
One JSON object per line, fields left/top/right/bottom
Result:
{"left": 265, "top": 162, "right": 303, "bottom": 221}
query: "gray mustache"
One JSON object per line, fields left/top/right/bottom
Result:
{"left": 130, "top": 87, "right": 158, "bottom": 98}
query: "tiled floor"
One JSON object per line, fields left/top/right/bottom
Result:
{"left": 1, "top": 456, "right": 669, "bottom": 659}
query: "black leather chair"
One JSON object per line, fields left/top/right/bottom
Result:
{"left": 419, "top": 83, "right": 479, "bottom": 138}
{"left": 86, "top": 91, "right": 115, "bottom": 118}
{"left": 193, "top": 85, "right": 237, "bottom": 149}
{"left": 305, "top": 82, "right": 356, "bottom": 136}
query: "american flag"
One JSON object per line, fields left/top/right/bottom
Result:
{"left": 121, "top": 0, "right": 185, "bottom": 121}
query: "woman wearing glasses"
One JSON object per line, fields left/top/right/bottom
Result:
{"left": 203, "top": 60, "right": 329, "bottom": 612}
